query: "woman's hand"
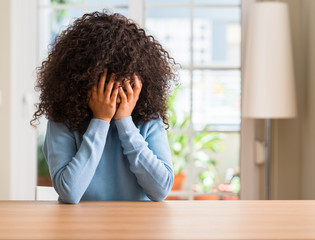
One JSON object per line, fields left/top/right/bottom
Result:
{"left": 88, "top": 69, "right": 119, "bottom": 123}
{"left": 114, "top": 75, "right": 142, "bottom": 120}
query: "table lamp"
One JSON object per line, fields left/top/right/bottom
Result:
{"left": 242, "top": 2, "right": 297, "bottom": 200}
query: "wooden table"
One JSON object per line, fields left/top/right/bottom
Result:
{"left": 1, "top": 200, "right": 315, "bottom": 240}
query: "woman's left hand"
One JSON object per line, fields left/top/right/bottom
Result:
{"left": 114, "top": 75, "right": 143, "bottom": 120}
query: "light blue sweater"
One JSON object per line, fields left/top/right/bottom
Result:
{"left": 43, "top": 116, "right": 174, "bottom": 204}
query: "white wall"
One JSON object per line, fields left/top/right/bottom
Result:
{"left": 0, "top": 0, "right": 12, "bottom": 200}
{"left": 0, "top": 0, "right": 37, "bottom": 200}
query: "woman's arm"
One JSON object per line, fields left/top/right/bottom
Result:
{"left": 115, "top": 116, "right": 174, "bottom": 201}
{"left": 43, "top": 119, "right": 110, "bottom": 204}
{"left": 44, "top": 69, "right": 118, "bottom": 204}
{"left": 44, "top": 69, "right": 118, "bottom": 203}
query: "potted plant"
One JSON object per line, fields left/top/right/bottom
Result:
{"left": 166, "top": 87, "right": 224, "bottom": 200}
{"left": 167, "top": 87, "right": 190, "bottom": 192}
{"left": 37, "top": 135, "right": 52, "bottom": 186}
{"left": 193, "top": 132, "right": 224, "bottom": 200}
{"left": 221, "top": 169, "right": 241, "bottom": 200}
{"left": 167, "top": 129, "right": 189, "bottom": 191}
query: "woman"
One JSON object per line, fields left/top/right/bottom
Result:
{"left": 31, "top": 10, "right": 178, "bottom": 204}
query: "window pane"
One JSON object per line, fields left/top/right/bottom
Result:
{"left": 146, "top": 8, "right": 190, "bottom": 66}
{"left": 192, "top": 70, "right": 241, "bottom": 131}
{"left": 169, "top": 70, "right": 191, "bottom": 129}
{"left": 193, "top": 7, "right": 241, "bottom": 67}
{"left": 38, "top": 8, "right": 83, "bottom": 61}
{"left": 195, "top": 0, "right": 241, "bottom": 5}
{"left": 193, "top": 132, "right": 240, "bottom": 199}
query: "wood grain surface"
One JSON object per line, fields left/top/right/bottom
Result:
{"left": 0, "top": 200, "right": 315, "bottom": 239}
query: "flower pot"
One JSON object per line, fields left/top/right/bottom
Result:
{"left": 171, "top": 172, "right": 186, "bottom": 191}
{"left": 194, "top": 195, "right": 220, "bottom": 200}
{"left": 165, "top": 196, "right": 181, "bottom": 200}
{"left": 37, "top": 175, "right": 52, "bottom": 186}
{"left": 165, "top": 173, "right": 186, "bottom": 200}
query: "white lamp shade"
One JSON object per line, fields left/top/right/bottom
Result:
{"left": 242, "top": 2, "right": 297, "bottom": 119}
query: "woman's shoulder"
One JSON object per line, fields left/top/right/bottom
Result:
{"left": 46, "top": 119, "right": 78, "bottom": 137}
{"left": 47, "top": 119, "right": 70, "bottom": 130}
{"left": 137, "top": 116, "right": 166, "bottom": 133}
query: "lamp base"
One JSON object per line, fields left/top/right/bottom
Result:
{"left": 265, "top": 119, "right": 271, "bottom": 200}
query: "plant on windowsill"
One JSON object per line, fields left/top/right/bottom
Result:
{"left": 167, "top": 87, "right": 224, "bottom": 198}
{"left": 167, "top": 87, "right": 190, "bottom": 193}
{"left": 37, "top": 135, "right": 52, "bottom": 186}
{"left": 193, "top": 132, "right": 224, "bottom": 200}
{"left": 194, "top": 166, "right": 241, "bottom": 200}
{"left": 220, "top": 168, "right": 241, "bottom": 200}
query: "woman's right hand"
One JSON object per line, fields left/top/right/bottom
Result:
{"left": 88, "top": 69, "right": 119, "bottom": 123}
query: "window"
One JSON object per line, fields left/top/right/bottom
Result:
{"left": 37, "top": 0, "right": 241, "bottom": 201}
{"left": 144, "top": 0, "right": 241, "bottom": 200}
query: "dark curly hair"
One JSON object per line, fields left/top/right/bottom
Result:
{"left": 31, "top": 10, "right": 178, "bottom": 133}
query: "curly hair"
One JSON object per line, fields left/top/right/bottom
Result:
{"left": 31, "top": 10, "right": 178, "bottom": 133}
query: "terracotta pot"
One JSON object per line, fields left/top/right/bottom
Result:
{"left": 194, "top": 195, "right": 220, "bottom": 200}
{"left": 165, "top": 196, "right": 181, "bottom": 200}
{"left": 171, "top": 172, "right": 186, "bottom": 191}
{"left": 37, "top": 175, "right": 52, "bottom": 186}
{"left": 165, "top": 173, "right": 186, "bottom": 200}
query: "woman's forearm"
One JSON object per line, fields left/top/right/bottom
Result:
{"left": 115, "top": 117, "right": 174, "bottom": 201}
{"left": 44, "top": 119, "right": 110, "bottom": 204}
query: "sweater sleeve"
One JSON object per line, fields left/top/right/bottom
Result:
{"left": 115, "top": 116, "right": 174, "bottom": 201}
{"left": 43, "top": 119, "right": 110, "bottom": 204}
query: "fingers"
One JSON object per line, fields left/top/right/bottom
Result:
{"left": 104, "top": 73, "right": 116, "bottom": 100}
{"left": 118, "top": 87, "right": 128, "bottom": 103}
{"left": 95, "top": 72, "right": 142, "bottom": 104}
{"left": 124, "top": 80, "right": 133, "bottom": 99}
{"left": 98, "top": 69, "right": 107, "bottom": 96}
{"left": 110, "top": 83, "right": 119, "bottom": 102}
{"left": 133, "top": 74, "right": 142, "bottom": 96}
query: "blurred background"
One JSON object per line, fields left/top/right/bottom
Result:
{"left": 0, "top": 0, "right": 314, "bottom": 201}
